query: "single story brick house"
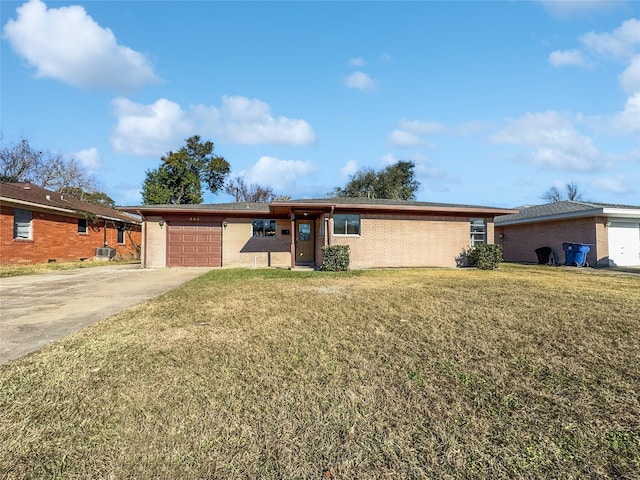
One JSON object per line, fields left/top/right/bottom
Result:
{"left": 119, "top": 198, "right": 516, "bottom": 269}
{"left": 495, "top": 201, "right": 640, "bottom": 267}
{"left": 1, "top": 182, "right": 142, "bottom": 265}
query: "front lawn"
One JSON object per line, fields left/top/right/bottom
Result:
{"left": 1, "top": 266, "right": 638, "bottom": 479}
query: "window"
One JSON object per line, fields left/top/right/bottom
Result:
{"left": 252, "top": 219, "right": 277, "bottom": 237}
{"left": 117, "top": 223, "right": 125, "bottom": 244}
{"left": 78, "top": 218, "right": 88, "bottom": 234}
{"left": 333, "top": 214, "right": 360, "bottom": 235}
{"left": 13, "top": 208, "right": 32, "bottom": 239}
{"left": 470, "top": 218, "right": 486, "bottom": 246}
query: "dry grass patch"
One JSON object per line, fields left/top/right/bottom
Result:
{"left": 0, "top": 259, "right": 140, "bottom": 278}
{"left": 1, "top": 266, "right": 638, "bottom": 479}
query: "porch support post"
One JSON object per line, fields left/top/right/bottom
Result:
{"left": 328, "top": 206, "right": 335, "bottom": 246}
{"left": 290, "top": 209, "right": 296, "bottom": 270}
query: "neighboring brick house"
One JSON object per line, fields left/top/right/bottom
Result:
{"left": 495, "top": 201, "right": 640, "bottom": 267}
{"left": 120, "top": 198, "right": 515, "bottom": 269}
{"left": 1, "top": 182, "right": 142, "bottom": 265}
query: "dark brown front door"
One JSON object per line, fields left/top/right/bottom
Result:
{"left": 295, "top": 220, "right": 314, "bottom": 265}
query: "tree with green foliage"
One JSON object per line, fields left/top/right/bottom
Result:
{"left": 141, "top": 135, "right": 230, "bottom": 204}
{"left": 332, "top": 160, "right": 420, "bottom": 200}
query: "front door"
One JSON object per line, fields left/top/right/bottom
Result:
{"left": 296, "top": 220, "right": 315, "bottom": 265}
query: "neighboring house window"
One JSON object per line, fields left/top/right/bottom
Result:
{"left": 470, "top": 218, "right": 486, "bottom": 246}
{"left": 334, "top": 214, "right": 360, "bottom": 235}
{"left": 117, "top": 223, "right": 125, "bottom": 244}
{"left": 252, "top": 219, "right": 277, "bottom": 237}
{"left": 13, "top": 208, "right": 32, "bottom": 239}
{"left": 78, "top": 218, "right": 88, "bottom": 234}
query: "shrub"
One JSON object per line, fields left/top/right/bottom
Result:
{"left": 467, "top": 244, "right": 503, "bottom": 270}
{"left": 321, "top": 245, "right": 350, "bottom": 271}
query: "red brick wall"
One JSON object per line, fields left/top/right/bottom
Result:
{"left": 0, "top": 205, "right": 142, "bottom": 265}
{"left": 496, "top": 217, "right": 605, "bottom": 266}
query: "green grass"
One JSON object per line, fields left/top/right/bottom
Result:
{"left": 1, "top": 265, "right": 639, "bottom": 479}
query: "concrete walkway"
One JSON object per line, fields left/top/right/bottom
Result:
{"left": 0, "top": 264, "right": 212, "bottom": 365}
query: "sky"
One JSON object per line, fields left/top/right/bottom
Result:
{"left": 1, "top": 0, "right": 639, "bottom": 208}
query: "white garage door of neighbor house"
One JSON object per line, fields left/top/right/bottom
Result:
{"left": 608, "top": 222, "right": 640, "bottom": 267}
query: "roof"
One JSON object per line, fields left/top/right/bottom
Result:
{"left": 120, "top": 202, "right": 271, "bottom": 215}
{"left": 0, "top": 182, "right": 141, "bottom": 224}
{"left": 495, "top": 200, "right": 640, "bottom": 226}
{"left": 120, "top": 197, "right": 517, "bottom": 217}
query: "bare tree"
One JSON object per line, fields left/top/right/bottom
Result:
{"left": 1, "top": 138, "right": 97, "bottom": 192}
{"left": 541, "top": 182, "right": 584, "bottom": 203}
{"left": 224, "top": 177, "right": 276, "bottom": 203}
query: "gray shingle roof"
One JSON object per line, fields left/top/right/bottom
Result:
{"left": 495, "top": 200, "right": 640, "bottom": 225}
{"left": 1, "top": 182, "right": 140, "bottom": 224}
{"left": 120, "top": 202, "right": 271, "bottom": 213}
{"left": 274, "top": 197, "right": 511, "bottom": 210}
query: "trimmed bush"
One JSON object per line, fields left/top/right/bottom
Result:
{"left": 467, "top": 244, "right": 503, "bottom": 270}
{"left": 321, "top": 245, "right": 350, "bottom": 271}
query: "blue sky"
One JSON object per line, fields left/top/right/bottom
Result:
{"left": 1, "top": 0, "right": 638, "bottom": 207}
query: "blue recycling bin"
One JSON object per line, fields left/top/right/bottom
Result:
{"left": 573, "top": 244, "right": 591, "bottom": 267}
{"left": 563, "top": 243, "right": 591, "bottom": 266}
{"left": 563, "top": 243, "right": 576, "bottom": 266}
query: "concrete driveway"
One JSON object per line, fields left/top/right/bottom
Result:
{"left": 0, "top": 265, "right": 212, "bottom": 365}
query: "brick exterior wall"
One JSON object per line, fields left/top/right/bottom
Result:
{"left": 222, "top": 218, "right": 291, "bottom": 268}
{"left": 142, "top": 214, "right": 496, "bottom": 269}
{"left": 330, "top": 214, "right": 480, "bottom": 269}
{"left": 496, "top": 216, "right": 607, "bottom": 267}
{"left": 142, "top": 216, "right": 167, "bottom": 268}
{"left": 1, "top": 205, "right": 141, "bottom": 265}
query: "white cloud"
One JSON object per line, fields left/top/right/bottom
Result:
{"left": 348, "top": 57, "right": 365, "bottom": 67}
{"left": 340, "top": 160, "right": 359, "bottom": 177}
{"left": 492, "top": 111, "right": 603, "bottom": 171}
{"left": 203, "top": 96, "right": 316, "bottom": 145}
{"left": 580, "top": 18, "right": 640, "bottom": 62}
{"left": 610, "top": 92, "right": 640, "bottom": 135}
{"left": 590, "top": 175, "right": 639, "bottom": 195}
{"left": 388, "top": 129, "right": 425, "bottom": 147}
{"left": 239, "top": 156, "right": 317, "bottom": 192}
{"left": 389, "top": 119, "right": 444, "bottom": 147}
{"left": 619, "top": 55, "right": 640, "bottom": 94}
{"left": 72, "top": 147, "right": 101, "bottom": 170}
{"left": 111, "top": 95, "right": 316, "bottom": 156}
{"left": 345, "top": 71, "right": 377, "bottom": 91}
{"left": 110, "top": 98, "right": 193, "bottom": 156}
{"left": 549, "top": 49, "right": 591, "bottom": 67}
{"left": 538, "top": 1, "right": 629, "bottom": 19}
{"left": 3, "top": 0, "right": 159, "bottom": 91}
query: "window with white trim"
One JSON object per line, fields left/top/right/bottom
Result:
{"left": 470, "top": 218, "right": 486, "bottom": 246}
{"left": 14, "top": 208, "right": 32, "bottom": 239}
{"left": 78, "top": 218, "right": 88, "bottom": 234}
{"left": 333, "top": 214, "right": 360, "bottom": 235}
{"left": 117, "top": 223, "right": 125, "bottom": 244}
{"left": 252, "top": 219, "right": 277, "bottom": 237}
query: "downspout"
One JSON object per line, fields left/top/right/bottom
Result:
{"left": 328, "top": 206, "right": 335, "bottom": 246}
{"left": 103, "top": 219, "right": 108, "bottom": 247}
{"left": 290, "top": 209, "right": 296, "bottom": 270}
{"left": 142, "top": 214, "right": 147, "bottom": 268}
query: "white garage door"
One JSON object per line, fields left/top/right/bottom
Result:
{"left": 608, "top": 222, "right": 640, "bottom": 267}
